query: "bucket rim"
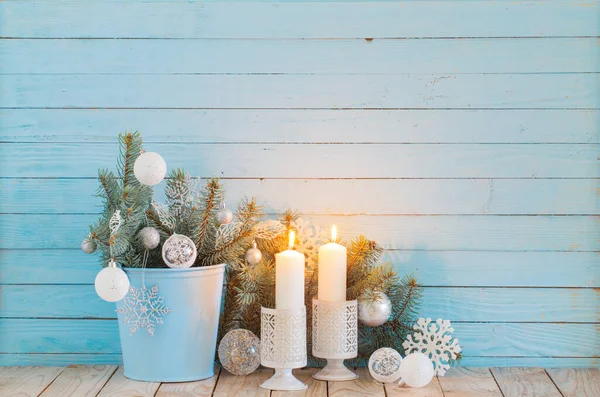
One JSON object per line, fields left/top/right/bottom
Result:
{"left": 122, "top": 263, "right": 226, "bottom": 274}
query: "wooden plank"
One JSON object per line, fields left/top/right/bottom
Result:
{"left": 2, "top": 144, "right": 598, "bottom": 179}
{"left": 0, "top": 366, "right": 64, "bottom": 397}
{"left": 155, "top": 366, "right": 221, "bottom": 397}
{"left": 0, "top": 319, "right": 121, "bottom": 354}
{"left": 2, "top": 250, "right": 597, "bottom": 288}
{"left": 0, "top": 354, "right": 122, "bottom": 366}
{"left": 2, "top": 74, "right": 598, "bottom": 109}
{"left": 4, "top": 178, "right": 599, "bottom": 216}
{"left": 328, "top": 367, "right": 385, "bottom": 396}
{"left": 2, "top": 109, "right": 597, "bottom": 144}
{"left": 491, "top": 367, "right": 562, "bottom": 397}
{"left": 438, "top": 368, "right": 502, "bottom": 397}
{"left": 385, "top": 375, "right": 444, "bottom": 397}
{"left": 271, "top": 368, "right": 327, "bottom": 397}
{"left": 2, "top": 214, "right": 597, "bottom": 251}
{"left": 2, "top": 38, "right": 598, "bottom": 74}
{"left": 3, "top": 285, "right": 597, "bottom": 323}
{"left": 97, "top": 366, "right": 160, "bottom": 397}
{"left": 39, "top": 364, "right": 117, "bottom": 397}
{"left": 212, "top": 367, "right": 272, "bottom": 397}
{"left": 2, "top": 1, "right": 597, "bottom": 38}
{"left": 546, "top": 368, "right": 600, "bottom": 397}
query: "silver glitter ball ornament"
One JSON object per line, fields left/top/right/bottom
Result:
{"left": 245, "top": 241, "right": 262, "bottom": 265}
{"left": 218, "top": 329, "right": 261, "bottom": 376}
{"left": 216, "top": 203, "right": 233, "bottom": 225}
{"left": 81, "top": 238, "right": 97, "bottom": 254}
{"left": 368, "top": 347, "right": 403, "bottom": 383}
{"left": 138, "top": 226, "right": 160, "bottom": 250}
{"left": 358, "top": 291, "right": 392, "bottom": 327}
{"left": 162, "top": 233, "right": 197, "bottom": 268}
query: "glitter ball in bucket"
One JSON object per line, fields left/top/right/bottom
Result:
{"left": 162, "top": 233, "right": 197, "bottom": 268}
{"left": 368, "top": 347, "right": 403, "bottom": 383}
{"left": 218, "top": 329, "right": 261, "bottom": 376}
{"left": 94, "top": 261, "right": 130, "bottom": 302}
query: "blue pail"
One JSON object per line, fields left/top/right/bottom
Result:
{"left": 116, "top": 264, "right": 226, "bottom": 382}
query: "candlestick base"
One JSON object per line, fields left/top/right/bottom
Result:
{"left": 260, "top": 368, "right": 307, "bottom": 391}
{"left": 313, "top": 358, "right": 358, "bottom": 381}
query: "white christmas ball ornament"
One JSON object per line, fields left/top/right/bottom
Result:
{"left": 81, "top": 237, "right": 97, "bottom": 254}
{"left": 138, "top": 226, "right": 160, "bottom": 250}
{"left": 216, "top": 203, "right": 233, "bottom": 225}
{"left": 398, "top": 352, "right": 434, "bottom": 388}
{"left": 94, "top": 261, "right": 130, "bottom": 302}
{"left": 358, "top": 291, "right": 392, "bottom": 327}
{"left": 162, "top": 233, "right": 197, "bottom": 268}
{"left": 134, "top": 151, "right": 167, "bottom": 186}
{"left": 368, "top": 347, "right": 403, "bottom": 383}
{"left": 245, "top": 241, "right": 262, "bottom": 265}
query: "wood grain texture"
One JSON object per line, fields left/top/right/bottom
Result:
{"left": 385, "top": 375, "right": 444, "bottom": 397}
{"left": 96, "top": 366, "right": 160, "bottom": 397}
{"left": 38, "top": 365, "right": 117, "bottom": 397}
{"left": 4, "top": 178, "right": 599, "bottom": 216}
{"left": 0, "top": 354, "right": 123, "bottom": 367}
{"left": 3, "top": 109, "right": 597, "bottom": 144}
{"left": 3, "top": 214, "right": 597, "bottom": 251}
{"left": 155, "top": 366, "right": 221, "bottom": 397}
{"left": 3, "top": 38, "right": 598, "bottom": 74}
{"left": 2, "top": 74, "right": 598, "bottom": 109}
{"left": 328, "top": 367, "right": 385, "bottom": 396}
{"left": 438, "top": 367, "right": 503, "bottom": 397}
{"left": 3, "top": 249, "right": 597, "bottom": 288}
{"left": 2, "top": 1, "right": 598, "bottom": 38}
{"left": 212, "top": 367, "right": 271, "bottom": 397}
{"left": 271, "top": 368, "right": 327, "bottom": 397}
{"left": 491, "top": 367, "right": 562, "bottom": 397}
{"left": 3, "top": 143, "right": 598, "bottom": 179}
{"left": 0, "top": 366, "right": 64, "bottom": 397}
{"left": 546, "top": 368, "right": 600, "bottom": 397}
{"left": 3, "top": 285, "right": 597, "bottom": 323}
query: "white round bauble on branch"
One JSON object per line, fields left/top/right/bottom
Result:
{"left": 357, "top": 291, "right": 392, "bottom": 327}
{"left": 398, "top": 352, "right": 434, "bottom": 388}
{"left": 162, "top": 233, "right": 197, "bottom": 268}
{"left": 138, "top": 226, "right": 161, "bottom": 250}
{"left": 216, "top": 202, "right": 233, "bottom": 225}
{"left": 368, "top": 347, "right": 403, "bottom": 383}
{"left": 81, "top": 237, "right": 97, "bottom": 254}
{"left": 94, "top": 261, "right": 130, "bottom": 302}
{"left": 133, "top": 151, "right": 167, "bottom": 186}
{"left": 245, "top": 241, "right": 262, "bottom": 265}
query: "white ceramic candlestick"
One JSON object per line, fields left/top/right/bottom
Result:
{"left": 312, "top": 299, "right": 358, "bottom": 381}
{"left": 318, "top": 225, "right": 347, "bottom": 302}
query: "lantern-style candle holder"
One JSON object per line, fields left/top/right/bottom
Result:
{"left": 260, "top": 306, "right": 307, "bottom": 391}
{"left": 312, "top": 299, "right": 358, "bottom": 381}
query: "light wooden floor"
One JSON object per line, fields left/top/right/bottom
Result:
{"left": 0, "top": 366, "right": 598, "bottom": 397}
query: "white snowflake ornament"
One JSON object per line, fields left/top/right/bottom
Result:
{"left": 402, "top": 318, "right": 461, "bottom": 376}
{"left": 291, "top": 217, "right": 328, "bottom": 267}
{"left": 116, "top": 284, "right": 171, "bottom": 336}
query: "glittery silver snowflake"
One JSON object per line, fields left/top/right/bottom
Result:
{"left": 116, "top": 284, "right": 171, "bottom": 336}
{"left": 402, "top": 318, "right": 461, "bottom": 376}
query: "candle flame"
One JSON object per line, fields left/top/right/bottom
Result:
{"left": 331, "top": 225, "right": 337, "bottom": 242}
{"left": 288, "top": 230, "right": 295, "bottom": 250}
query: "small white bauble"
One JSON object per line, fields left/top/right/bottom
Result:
{"left": 398, "top": 352, "right": 434, "bottom": 388}
{"left": 133, "top": 151, "right": 167, "bottom": 186}
{"left": 81, "top": 237, "right": 97, "bottom": 254}
{"left": 216, "top": 203, "right": 233, "bottom": 225}
{"left": 368, "top": 347, "right": 403, "bottom": 383}
{"left": 94, "top": 261, "right": 130, "bottom": 302}
{"left": 245, "top": 241, "right": 262, "bottom": 265}
{"left": 162, "top": 233, "right": 197, "bottom": 268}
{"left": 358, "top": 291, "right": 392, "bottom": 327}
{"left": 138, "top": 226, "right": 160, "bottom": 250}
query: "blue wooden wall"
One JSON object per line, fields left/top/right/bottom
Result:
{"left": 0, "top": 0, "right": 598, "bottom": 367}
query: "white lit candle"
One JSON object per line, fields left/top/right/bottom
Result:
{"left": 318, "top": 225, "right": 347, "bottom": 302}
{"left": 276, "top": 230, "right": 305, "bottom": 310}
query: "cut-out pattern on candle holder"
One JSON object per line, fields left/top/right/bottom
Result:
{"left": 261, "top": 306, "right": 307, "bottom": 368}
{"left": 312, "top": 299, "right": 358, "bottom": 359}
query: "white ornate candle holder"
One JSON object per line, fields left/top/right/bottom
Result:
{"left": 312, "top": 299, "right": 358, "bottom": 381}
{"left": 260, "top": 306, "right": 307, "bottom": 391}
